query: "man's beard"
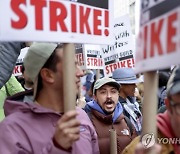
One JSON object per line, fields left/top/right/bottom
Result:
{"left": 102, "top": 109, "right": 115, "bottom": 115}
{"left": 101, "top": 99, "right": 116, "bottom": 115}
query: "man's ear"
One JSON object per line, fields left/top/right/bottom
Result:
{"left": 93, "top": 94, "right": 97, "bottom": 101}
{"left": 40, "top": 68, "right": 54, "bottom": 83}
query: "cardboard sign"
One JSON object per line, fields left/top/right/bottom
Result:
{"left": 136, "top": 0, "right": 180, "bottom": 73}
{"left": 0, "top": 0, "right": 113, "bottom": 44}
{"left": 101, "top": 15, "right": 135, "bottom": 77}
{"left": 84, "top": 44, "right": 103, "bottom": 69}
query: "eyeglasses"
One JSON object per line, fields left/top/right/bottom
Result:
{"left": 170, "top": 100, "right": 180, "bottom": 115}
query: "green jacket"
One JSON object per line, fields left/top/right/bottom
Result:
{"left": 0, "top": 75, "right": 24, "bottom": 121}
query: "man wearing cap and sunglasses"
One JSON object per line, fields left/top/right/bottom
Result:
{"left": 0, "top": 43, "right": 99, "bottom": 154}
{"left": 123, "top": 66, "right": 180, "bottom": 153}
{"left": 112, "top": 68, "right": 143, "bottom": 135}
{"left": 84, "top": 77, "right": 137, "bottom": 154}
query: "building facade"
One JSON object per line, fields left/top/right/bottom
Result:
{"left": 114, "top": 0, "right": 136, "bottom": 34}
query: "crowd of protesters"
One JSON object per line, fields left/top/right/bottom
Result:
{"left": 0, "top": 42, "right": 179, "bottom": 153}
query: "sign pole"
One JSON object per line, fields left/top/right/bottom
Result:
{"left": 63, "top": 43, "right": 76, "bottom": 112}
{"left": 142, "top": 71, "right": 158, "bottom": 153}
{"left": 110, "top": 129, "right": 117, "bottom": 154}
{"left": 96, "top": 69, "right": 100, "bottom": 80}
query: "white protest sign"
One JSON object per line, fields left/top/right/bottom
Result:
{"left": 101, "top": 15, "right": 135, "bottom": 77}
{"left": 0, "top": 0, "right": 113, "bottom": 44}
{"left": 13, "top": 47, "right": 29, "bottom": 76}
{"left": 136, "top": 0, "right": 180, "bottom": 73}
{"left": 84, "top": 44, "right": 103, "bottom": 69}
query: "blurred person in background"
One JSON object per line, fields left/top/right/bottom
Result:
{"left": 123, "top": 65, "right": 180, "bottom": 153}
{"left": 112, "top": 68, "right": 142, "bottom": 135}
{"left": 157, "top": 69, "right": 171, "bottom": 113}
{"left": 84, "top": 69, "right": 95, "bottom": 102}
{"left": 0, "top": 75, "right": 24, "bottom": 121}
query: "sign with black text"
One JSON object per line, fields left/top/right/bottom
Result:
{"left": 136, "top": 0, "right": 180, "bottom": 73}
{"left": 101, "top": 15, "right": 135, "bottom": 77}
{"left": 84, "top": 44, "right": 103, "bottom": 69}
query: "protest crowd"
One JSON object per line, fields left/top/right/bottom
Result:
{"left": 0, "top": 0, "right": 180, "bottom": 154}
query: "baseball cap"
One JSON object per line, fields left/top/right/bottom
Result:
{"left": 93, "top": 77, "right": 120, "bottom": 94}
{"left": 24, "top": 42, "right": 58, "bottom": 99}
{"left": 112, "top": 68, "right": 139, "bottom": 84}
{"left": 167, "top": 66, "right": 180, "bottom": 96}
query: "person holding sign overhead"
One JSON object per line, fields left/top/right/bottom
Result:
{"left": 0, "top": 43, "right": 99, "bottom": 154}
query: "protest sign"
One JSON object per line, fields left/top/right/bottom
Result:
{"left": 13, "top": 47, "right": 28, "bottom": 76}
{"left": 0, "top": 0, "right": 113, "bottom": 44}
{"left": 135, "top": 2, "right": 180, "bottom": 152}
{"left": 84, "top": 44, "right": 103, "bottom": 69}
{"left": 101, "top": 15, "right": 135, "bottom": 77}
{"left": 136, "top": 0, "right": 180, "bottom": 73}
{"left": 75, "top": 44, "right": 86, "bottom": 69}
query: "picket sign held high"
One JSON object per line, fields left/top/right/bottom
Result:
{"left": 96, "top": 69, "right": 100, "bottom": 80}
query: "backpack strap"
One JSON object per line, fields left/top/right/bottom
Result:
{"left": 124, "top": 116, "right": 133, "bottom": 136}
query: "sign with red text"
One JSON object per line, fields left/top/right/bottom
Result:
{"left": 136, "top": 0, "right": 180, "bottom": 73}
{"left": 101, "top": 15, "right": 135, "bottom": 77}
{"left": 84, "top": 44, "right": 103, "bottom": 69}
{"left": 13, "top": 47, "right": 29, "bottom": 76}
{"left": 75, "top": 44, "right": 86, "bottom": 69}
{"left": 0, "top": 0, "right": 113, "bottom": 44}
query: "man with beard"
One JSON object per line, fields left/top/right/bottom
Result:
{"left": 84, "top": 77, "right": 137, "bottom": 154}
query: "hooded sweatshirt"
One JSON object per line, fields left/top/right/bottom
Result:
{"left": 0, "top": 91, "right": 99, "bottom": 154}
{"left": 157, "top": 111, "right": 180, "bottom": 153}
{"left": 84, "top": 100, "right": 137, "bottom": 154}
